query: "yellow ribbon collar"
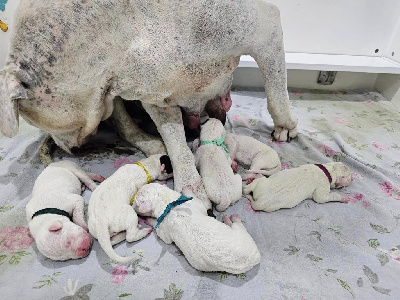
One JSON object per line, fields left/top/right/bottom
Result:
{"left": 130, "top": 162, "right": 153, "bottom": 205}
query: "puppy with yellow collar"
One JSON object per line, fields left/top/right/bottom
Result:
{"left": 88, "top": 154, "right": 172, "bottom": 263}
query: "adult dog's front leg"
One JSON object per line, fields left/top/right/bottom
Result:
{"left": 250, "top": 4, "right": 298, "bottom": 142}
{"left": 142, "top": 104, "right": 209, "bottom": 207}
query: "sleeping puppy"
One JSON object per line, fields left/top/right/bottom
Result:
{"left": 243, "top": 162, "right": 352, "bottom": 212}
{"left": 88, "top": 154, "right": 172, "bottom": 263}
{"left": 223, "top": 133, "right": 281, "bottom": 179}
{"left": 133, "top": 183, "right": 261, "bottom": 274}
{"left": 194, "top": 118, "right": 242, "bottom": 211}
{"left": 26, "top": 161, "right": 104, "bottom": 261}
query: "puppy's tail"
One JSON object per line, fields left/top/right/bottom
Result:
{"left": 247, "top": 164, "right": 281, "bottom": 176}
{"left": 96, "top": 221, "right": 136, "bottom": 264}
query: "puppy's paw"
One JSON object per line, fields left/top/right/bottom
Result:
{"left": 230, "top": 214, "right": 241, "bottom": 223}
{"left": 272, "top": 123, "right": 298, "bottom": 142}
{"left": 222, "top": 214, "right": 233, "bottom": 227}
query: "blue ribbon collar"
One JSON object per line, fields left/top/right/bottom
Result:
{"left": 200, "top": 135, "right": 230, "bottom": 154}
{"left": 155, "top": 195, "right": 193, "bottom": 229}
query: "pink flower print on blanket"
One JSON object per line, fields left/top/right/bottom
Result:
{"left": 0, "top": 226, "right": 34, "bottom": 254}
{"left": 332, "top": 117, "right": 351, "bottom": 125}
{"left": 113, "top": 157, "right": 134, "bottom": 169}
{"left": 388, "top": 247, "right": 400, "bottom": 261}
{"left": 342, "top": 193, "right": 364, "bottom": 204}
{"left": 230, "top": 115, "right": 249, "bottom": 126}
{"left": 111, "top": 265, "right": 128, "bottom": 284}
{"left": 281, "top": 162, "right": 291, "bottom": 170}
{"left": 317, "top": 143, "right": 338, "bottom": 157}
{"left": 268, "top": 140, "right": 285, "bottom": 148}
{"left": 372, "top": 141, "right": 389, "bottom": 151}
{"left": 379, "top": 181, "right": 400, "bottom": 200}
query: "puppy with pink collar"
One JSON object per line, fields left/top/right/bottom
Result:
{"left": 26, "top": 161, "right": 104, "bottom": 261}
{"left": 243, "top": 162, "right": 352, "bottom": 212}
{"left": 133, "top": 183, "right": 261, "bottom": 274}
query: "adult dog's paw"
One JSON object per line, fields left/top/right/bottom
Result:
{"left": 272, "top": 125, "right": 298, "bottom": 142}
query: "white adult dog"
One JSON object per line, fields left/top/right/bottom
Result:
{"left": 194, "top": 118, "right": 242, "bottom": 211}
{"left": 224, "top": 133, "right": 281, "bottom": 180}
{"left": 134, "top": 183, "right": 261, "bottom": 274}
{"left": 243, "top": 162, "right": 352, "bottom": 212}
{"left": 88, "top": 154, "right": 172, "bottom": 263}
{"left": 26, "top": 161, "right": 104, "bottom": 261}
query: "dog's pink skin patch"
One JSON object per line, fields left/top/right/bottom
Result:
{"left": 231, "top": 160, "right": 238, "bottom": 173}
{"left": 186, "top": 114, "right": 202, "bottom": 130}
{"left": 221, "top": 91, "right": 232, "bottom": 112}
{"left": 247, "top": 178, "right": 256, "bottom": 185}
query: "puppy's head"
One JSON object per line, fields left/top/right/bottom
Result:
{"left": 133, "top": 183, "right": 174, "bottom": 218}
{"left": 34, "top": 219, "right": 92, "bottom": 261}
{"left": 199, "top": 118, "right": 226, "bottom": 142}
{"left": 326, "top": 162, "right": 352, "bottom": 188}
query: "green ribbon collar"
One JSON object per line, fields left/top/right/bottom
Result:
{"left": 200, "top": 135, "right": 230, "bottom": 154}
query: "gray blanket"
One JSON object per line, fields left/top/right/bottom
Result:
{"left": 1, "top": 89, "right": 399, "bottom": 299}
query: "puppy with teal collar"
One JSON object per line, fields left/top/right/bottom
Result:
{"left": 134, "top": 183, "right": 261, "bottom": 274}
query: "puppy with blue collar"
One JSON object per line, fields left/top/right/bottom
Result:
{"left": 134, "top": 183, "right": 261, "bottom": 274}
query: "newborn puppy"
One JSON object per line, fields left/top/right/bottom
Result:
{"left": 88, "top": 154, "right": 172, "bottom": 263}
{"left": 243, "top": 162, "right": 352, "bottom": 212}
{"left": 223, "top": 133, "right": 281, "bottom": 179}
{"left": 26, "top": 161, "right": 104, "bottom": 261}
{"left": 194, "top": 118, "right": 242, "bottom": 211}
{"left": 133, "top": 183, "right": 261, "bottom": 274}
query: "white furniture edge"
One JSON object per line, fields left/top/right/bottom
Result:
{"left": 239, "top": 53, "right": 400, "bottom": 74}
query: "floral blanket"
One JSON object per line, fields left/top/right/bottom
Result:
{"left": 1, "top": 89, "right": 399, "bottom": 300}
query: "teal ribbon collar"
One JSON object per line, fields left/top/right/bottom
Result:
{"left": 155, "top": 195, "right": 193, "bottom": 229}
{"left": 200, "top": 135, "right": 230, "bottom": 154}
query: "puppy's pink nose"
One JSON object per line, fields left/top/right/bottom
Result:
{"left": 75, "top": 236, "right": 92, "bottom": 257}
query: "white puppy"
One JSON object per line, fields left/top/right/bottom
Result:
{"left": 88, "top": 154, "right": 172, "bottom": 263}
{"left": 194, "top": 118, "right": 242, "bottom": 211}
{"left": 223, "top": 133, "right": 281, "bottom": 179}
{"left": 243, "top": 162, "right": 352, "bottom": 212}
{"left": 26, "top": 161, "right": 104, "bottom": 261}
{"left": 133, "top": 183, "right": 261, "bottom": 274}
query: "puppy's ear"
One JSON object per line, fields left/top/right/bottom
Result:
{"left": 137, "top": 202, "right": 152, "bottom": 214}
{"left": 161, "top": 164, "right": 166, "bottom": 174}
{"left": 49, "top": 220, "right": 63, "bottom": 232}
{"left": 160, "top": 155, "right": 172, "bottom": 174}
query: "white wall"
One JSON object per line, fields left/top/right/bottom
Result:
{"left": 0, "top": 0, "right": 19, "bottom": 68}
{"left": 268, "top": 0, "right": 400, "bottom": 57}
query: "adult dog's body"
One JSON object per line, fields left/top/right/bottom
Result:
{"left": 1, "top": 0, "right": 297, "bottom": 197}
{"left": 26, "top": 161, "right": 102, "bottom": 260}
{"left": 88, "top": 154, "right": 172, "bottom": 263}
{"left": 134, "top": 183, "right": 261, "bottom": 274}
{"left": 243, "top": 162, "right": 352, "bottom": 212}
